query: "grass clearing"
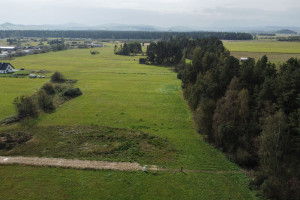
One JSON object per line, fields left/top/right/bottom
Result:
{"left": 0, "top": 44, "right": 257, "bottom": 199}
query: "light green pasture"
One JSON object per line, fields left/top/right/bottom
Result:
{"left": 0, "top": 45, "right": 257, "bottom": 199}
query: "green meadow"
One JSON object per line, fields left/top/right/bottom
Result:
{"left": 0, "top": 45, "right": 257, "bottom": 199}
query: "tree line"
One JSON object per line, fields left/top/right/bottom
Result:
{"left": 277, "top": 36, "right": 300, "bottom": 41}
{"left": 0, "top": 30, "right": 252, "bottom": 40}
{"left": 145, "top": 37, "right": 299, "bottom": 200}
{"left": 114, "top": 42, "right": 142, "bottom": 55}
{"left": 13, "top": 72, "right": 82, "bottom": 120}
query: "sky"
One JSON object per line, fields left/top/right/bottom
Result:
{"left": 1, "top": 0, "right": 300, "bottom": 28}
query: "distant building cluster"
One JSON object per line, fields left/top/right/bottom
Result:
{"left": 88, "top": 43, "right": 104, "bottom": 48}
{"left": 0, "top": 46, "right": 43, "bottom": 58}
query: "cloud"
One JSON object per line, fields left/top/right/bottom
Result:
{"left": 0, "top": 0, "right": 299, "bottom": 27}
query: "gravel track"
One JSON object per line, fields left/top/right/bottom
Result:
{"left": 0, "top": 156, "right": 142, "bottom": 171}
{"left": 0, "top": 156, "right": 241, "bottom": 174}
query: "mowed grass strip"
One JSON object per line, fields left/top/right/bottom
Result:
{"left": 223, "top": 40, "right": 300, "bottom": 54}
{"left": 0, "top": 165, "right": 256, "bottom": 200}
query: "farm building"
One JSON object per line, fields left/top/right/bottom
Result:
{"left": 88, "top": 43, "right": 104, "bottom": 48}
{"left": 0, "top": 46, "right": 16, "bottom": 52}
{"left": 0, "top": 62, "right": 14, "bottom": 74}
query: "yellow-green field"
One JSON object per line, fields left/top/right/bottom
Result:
{"left": 230, "top": 51, "right": 300, "bottom": 62}
{"left": 223, "top": 40, "right": 300, "bottom": 53}
{"left": 0, "top": 45, "right": 257, "bottom": 199}
{"left": 223, "top": 40, "right": 300, "bottom": 62}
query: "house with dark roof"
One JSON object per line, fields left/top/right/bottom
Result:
{"left": 0, "top": 62, "right": 14, "bottom": 74}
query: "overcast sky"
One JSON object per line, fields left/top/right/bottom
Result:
{"left": 1, "top": 0, "right": 300, "bottom": 27}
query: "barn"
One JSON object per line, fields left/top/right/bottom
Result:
{"left": 0, "top": 62, "right": 15, "bottom": 74}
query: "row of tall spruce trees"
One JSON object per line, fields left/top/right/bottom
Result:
{"left": 144, "top": 37, "right": 299, "bottom": 200}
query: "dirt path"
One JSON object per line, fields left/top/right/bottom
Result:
{"left": 0, "top": 156, "right": 241, "bottom": 174}
{"left": 0, "top": 156, "right": 142, "bottom": 171}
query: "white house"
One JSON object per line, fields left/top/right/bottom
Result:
{"left": 0, "top": 62, "right": 15, "bottom": 74}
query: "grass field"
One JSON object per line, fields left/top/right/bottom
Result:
{"left": 0, "top": 165, "right": 254, "bottom": 200}
{"left": 223, "top": 40, "right": 300, "bottom": 54}
{"left": 0, "top": 45, "right": 257, "bottom": 199}
{"left": 230, "top": 51, "right": 300, "bottom": 62}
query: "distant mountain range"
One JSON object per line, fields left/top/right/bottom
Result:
{"left": 0, "top": 22, "right": 197, "bottom": 32}
{"left": 275, "top": 29, "right": 297, "bottom": 34}
{"left": 0, "top": 22, "right": 299, "bottom": 33}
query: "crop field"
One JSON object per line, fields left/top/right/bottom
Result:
{"left": 223, "top": 40, "right": 300, "bottom": 53}
{"left": 0, "top": 45, "right": 257, "bottom": 199}
{"left": 230, "top": 51, "right": 300, "bottom": 62}
{"left": 223, "top": 40, "right": 300, "bottom": 62}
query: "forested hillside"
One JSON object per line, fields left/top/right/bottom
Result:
{"left": 145, "top": 37, "right": 300, "bottom": 200}
{"left": 0, "top": 30, "right": 252, "bottom": 40}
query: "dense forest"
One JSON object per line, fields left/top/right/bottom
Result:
{"left": 0, "top": 30, "right": 252, "bottom": 40}
{"left": 145, "top": 38, "right": 299, "bottom": 200}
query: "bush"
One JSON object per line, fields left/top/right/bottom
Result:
{"left": 63, "top": 88, "right": 82, "bottom": 98}
{"left": 13, "top": 95, "right": 38, "bottom": 118}
{"left": 139, "top": 58, "right": 146, "bottom": 64}
{"left": 51, "top": 71, "right": 65, "bottom": 82}
{"left": 42, "top": 82, "right": 55, "bottom": 95}
{"left": 0, "top": 132, "right": 32, "bottom": 150}
{"left": 37, "top": 90, "right": 55, "bottom": 112}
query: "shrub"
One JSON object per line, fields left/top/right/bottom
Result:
{"left": 42, "top": 82, "right": 55, "bottom": 95}
{"left": 0, "top": 132, "right": 32, "bottom": 150}
{"left": 37, "top": 90, "right": 55, "bottom": 112}
{"left": 54, "top": 84, "right": 68, "bottom": 93}
{"left": 139, "top": 58, "right": 146, "bottom": 64}
{"left": 13, "top": 95, "right": 38, "bottom": 118}
{"left": 51, "top": 71, "right": 65, "bottom": 82}
{"left": 63, "top": 88, "right": 82, "bottom": 98}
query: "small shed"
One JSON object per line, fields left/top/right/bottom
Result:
{"left": 0, "top": 62, "right": 15, "bottom": 74}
